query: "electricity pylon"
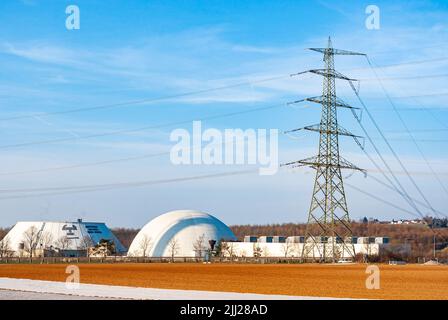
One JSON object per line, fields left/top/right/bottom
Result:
{"left": 285, "top": 37, "right": 365, "bottom": 262}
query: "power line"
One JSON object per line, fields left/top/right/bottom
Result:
{"left": 369, "top": 43, "right": 448, "bottom": 56}
{"left": 348, "top": 66, "right": 444, "bottom": 218}
{"left": 345, "top": 182, "right": 421, "bottom": 219}
{"left": 345, "top": 90, "right": 448, "bottom": 243}
{"left": 1, "top": 55, "right": 445, "bottom": 123}
{"left": 0, "top": 169, "right": 258, "bottom": 200}
{"left": 371, "top": 138, "right": 448, "bottom": 143}
{"left": 406, "top": 97, "right": 448, "bottom": 130}
{"left": 366, "top": 56, "right": 448, "bottom": 210}
{"left": 0, "top": 75, "right": 290, "bottom": 122}
{"left": 386, "top": 128, "right": 448, "bottom": 133}
{"left": 3, "top": 90, "right": 445, "bottom": 151}
{"left": 0, "top": 151, "right": 169, "bottom": 176}
{"left": 344, "top": 56, "right": 448, "bottom": 74}
{"left": 0, "top": 121, "right": 275, "bottom": 176}
{"left": 369, "top": 107, "right": 448, "bottom": 112}
{"left": 390, "top": 92, "right": 448, "bottom": 99}
{"left": 0, "top": 102, "right": 286, "bottom": 150}
{"left": 1, "top": 130, "right": 446, "bottom": 178}
{"left": 345, "top": 92, "right": 426, "bottom": 217}
{"left": 360, "top": 73, "right": 448, "bottom": 81}
{"left": 345, "top": 87, "right": 425, "bottom": 217}
{"left": 365, "top": 173, "right": 447, "bottom": 217}
{"left": 371, "top": 56, "right": 448, "bottom": 68}
{"left": 292, "top": 164, "right": 447, "bottom": 215}
{"left": 286, "top": 53, "right": 440, "bottom": 219}
{"left": 366, "top": 168, "right": 448, "bottom": 177}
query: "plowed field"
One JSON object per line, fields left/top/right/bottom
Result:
{"left": 1, "top": 263, "right": 447, "bottom": 299}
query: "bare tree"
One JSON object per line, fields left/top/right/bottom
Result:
{"left": 253, "top": 243, "right": 262, "bottom": 258}
{"left": 55, "top": 236, "right": 72, "bottom": 256}
{"left": 35, "top": 231, "right": 53, "bottom": 262}
{"left": 219, "top": 242, "right": 229, "bottom": 258}
{"left": 281, "top": 241, "right": 293, "bottom": 258}
{"left": 22, "top": 226, "right": 40, "bottom": 259}
{"left": 38, "top": 231, "right": 53, "bottom": 256}
{"left": 168, "top": 238, "right": 180, "bottom": 262}
{"left": 192, "top": 234, "right": 206, "bottom": 258}
{"left": 224, "top": 242, "right": 235, "bottom": 260}
{"left": 79, "top": 236, "right": 94, "bottom": 257}
{"left": 0, "top": 228, "right": 9, "bottom": 242}
{"left": 0, "top": 237, "right": 12, "bottom": 258}
{"left": 138, "top": 235, "right": 153, "bottom": 258}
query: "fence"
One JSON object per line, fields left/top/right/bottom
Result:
{"left": 0, "top": 256, "right": 306, "bottom": 264}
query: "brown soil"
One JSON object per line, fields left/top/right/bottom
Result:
{"left": 0, "top": 263, "right": 447, "bottom": 300}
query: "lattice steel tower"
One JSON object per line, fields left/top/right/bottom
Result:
{"left": 285, "top": 37, "right": 365, "bottom": 262}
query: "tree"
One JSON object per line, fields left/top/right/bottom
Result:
{"left": 55, "top": 236, "right": 72, "bottom": 256}
{"left": 192, "top": 234, "right": 206, "bottom": 258}
{"left": 213, "top": 239, "right": 226, "bottom": 257}
{"left": 0, "top": 237, "right": 12, "bottom": 258}
{"left": 138, "top": 235, "right": 153, "bottom": 258}
{"left": 253, "top": 243, "right": 262, "bottom": 258}
{"left": 89, "top": 239, "right": 115, "bottom": 257}
{"left": 22, "top": 226, "right": 40, "bottom": 259}
{"left": 35, "top": 231, "right": 53, "bottom": 261}
{"left": 219, "top": 242, "right": 229, "bottom": 257}
{"left": 168, "top": 238, "right": 180, "bottom": 262}
{"left": 281, "top": 241, "right": 293, "bottom": 258}
{"left": 223, "top": 242, "right": 235, "bottom": 260}
{"left": 38, "top": 231, "right": 54, "bottom": 257}
{"left": 79, "top": 236, "right": 94, "bottom": 257}
{"left": 0, "top": 228, "right": 10, "bottom": 242}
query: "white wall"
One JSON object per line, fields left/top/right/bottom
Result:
{"left": 221, "top": 242, "right": 390, "bottom": 258}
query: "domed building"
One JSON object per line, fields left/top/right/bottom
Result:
{"left": 128, "top": 210, "right": 236, "bottom": 257}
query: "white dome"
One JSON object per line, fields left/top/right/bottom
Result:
{"left": 128, "top": 210, "right": 236, "bottom": 257}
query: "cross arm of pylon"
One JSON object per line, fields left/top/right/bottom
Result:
{"left": 308, "top": 47, "right": 366, "bottom": 56}
{"left": 310, "top": 69, "right": 358, "bottom": 81}
{"left": 287, "top": 96, "right": 360, "bottom": 110}
{"left": 338, "top": 156, "right": 366, "bottom": 175}
{"left": 284, "top": 123, "right": 363, "bottom": 139}
{"left": 281, "top": 155, "right": 365, "bottom": 174}
{"left": 290, "top": 69, "right": 358, "bottom": 81}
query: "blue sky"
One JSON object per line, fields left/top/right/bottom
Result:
{"left": 0, "top": 0, "right": 447, "bottom": 228}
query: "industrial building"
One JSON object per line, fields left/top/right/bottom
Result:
{"left": 2, "top": 220, "right": 126, "bottom": 257}
{"left": 126, "top": 210, "right": 405, "bottom": 260}
{"left": 220, "top": 235, "right": 408, "bottom": 260}
{"left": 128, "top": 210, "right": 236, "bottom": 257}
{"left": 0, "top": 213, "right": 409, "bottom": 261}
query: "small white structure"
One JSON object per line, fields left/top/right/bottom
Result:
{"left": 2, "top": 220, "right": 125, "bottom": 257}
{"left": 128, "top": 210, "right": 236, "bottom": 257}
